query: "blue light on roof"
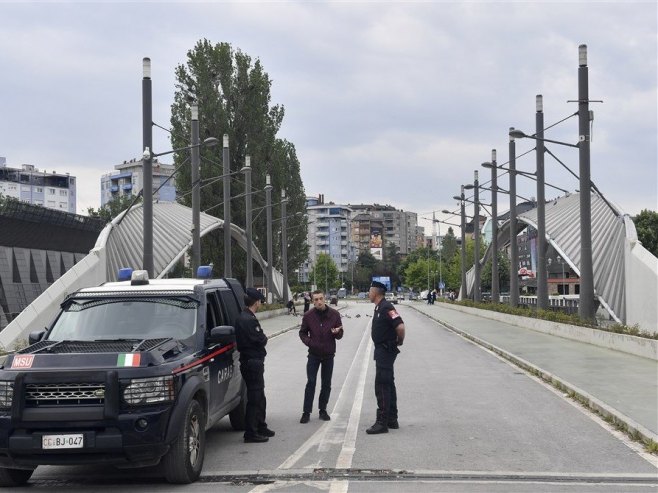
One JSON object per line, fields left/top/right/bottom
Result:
{"left": 118, "top": 267, "right": 133, "bottom": 281}
{"left": 197, "top": 265, "right": 213, "bottom": 279}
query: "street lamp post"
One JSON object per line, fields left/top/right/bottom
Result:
{"left": 490, "top": 149, "right": 499, "bottom": 303}
{"left": 190, "top": 105, "right": 201, "bottom": 274}
{"left": 223, "top": 134, "right": 231, "bottom": 277}
{"left": 473, "top": 170, "right": 481, "bottom": 302}
{"left": 535, "top": 95, "right": 548, "bottom": 311}
{"left": 452, "top": 187, "right": 469, "bottom": 300}
{"left": 281, "top": 190, "right": 289, "bottom": 303}
{"left": 509, "top": 128, "right": 519, "bottom": 307}
{"left": 578, "top": 44, "right": 595, "bottom": 320}
{"left": 243, "top": 156, "right": 253, "bottom": 287}
{"left": 142, "top": 57, "right": 154, "bottom": 277}
{"left": 265, "top": 175, "right": 273, "bottom": 303}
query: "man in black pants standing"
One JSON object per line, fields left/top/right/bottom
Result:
{"left": 298, "top": 289, "right": 343, "bottom": 423}
{"left": 235, "top": 288, "right": 275, "bottom": 443}
{"left": 366, "top": 280, "right": 405, "bottom": 434}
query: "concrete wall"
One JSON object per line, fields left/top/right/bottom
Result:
{"left": 0, "top": 248, "right": 106, "bottom": 350}
{"left": 438, "top": 301, "right": 657, "bottom": 361}
{"left": 625, "top": 238, "right": 658, "bottom": 334}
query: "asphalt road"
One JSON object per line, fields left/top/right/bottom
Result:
{"left": 29, "top": 302, "right": 658, "bottom": 491}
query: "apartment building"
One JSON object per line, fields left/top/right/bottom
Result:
{"left": 100, "top": 158, "right": 176, "bottom": 207}
{"left": 0, "top": 158, "right": 76, "bottom": 213}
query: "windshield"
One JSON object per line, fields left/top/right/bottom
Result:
{"left": 47, "top": 297, "right": 199, "bottom": 342}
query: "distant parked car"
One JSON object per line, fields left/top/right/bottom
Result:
{"left": 385, "top": 292, "right": 397, "bottom": 304}
{"left": 397, "top": 293, "right": 405, "bottom": 302}
{"left": 357, "top": 292, "right": 368, "bottom": 299}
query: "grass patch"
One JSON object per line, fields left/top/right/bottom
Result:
{"left": 438, "top": 299, "right": 658, "bottom": 340}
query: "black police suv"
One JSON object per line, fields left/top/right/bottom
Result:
{"left": 0, "top": 269, "right": 248, "bottom": 486}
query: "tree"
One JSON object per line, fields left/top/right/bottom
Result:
{"left": 352, "top": 250, "right": 385, "bottom": 292}
{"left": 633, "top": 209, "right": 658, "bottom": 258}
{"left": 86, "top": 195, "right": 137, "bottom": 224}
{"left": 441, "top": 227, "right": 458, "bottom": 263}
{"left": 169, "top": 39, "right": 307, "bottom": 282}
{"left": 309, "top": 254, "right": 339, "bottom": 293}
{"left": 481, "top": 250, "right": 511, "bottom": 292}
{"left": 383, "top": 243, "right": 401, "bottom": 288}
{"left": 403, "top": 257, "right": 441, "bottom": 292}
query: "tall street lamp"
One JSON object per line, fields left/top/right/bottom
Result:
{"left": 452, "top": 184, "right": 473, "bottom": 300}
{"left": 265, "top": 175, "right": 273, "bottom": 303}
{"left": 508, "top": 128, "right": 519, "bottom": 307}
{"left": 473, "top": 170, "right": 481, "bottom": 302}
{"left": 142, "top": 57, "right": 154, "bottom": 277}
{"left": 222, "top": 134, "right": 232, "bottom": 277}
{"left": 481, "top": 149, "right": 499, "bottom": 303}
{"left": 508, "top": 45, "right": 594, "bottom": 320}
{"left": 281, "top": 189, "right": 289, "bottom": 303}
{"left": 242, "top": 156, "right": 253, "bottom": 287}
{"left": 535, "top": 95, "right": 548, "bottom": 311}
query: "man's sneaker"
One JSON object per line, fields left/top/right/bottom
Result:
{"left": 365, "top": 422, "right": 388, "bottom": 434}
{"left": 300, "top": 412, "right": 310, "bottom": 424}
{"left": 319, "top": 410, "right": 331, "bottom": 421}
{"left": 244, "top": 434, "right": 269, "bottom": 443}
{"left": 258, "top": 428, "right": 276, "bottom": 437}
{"left": 387, "top": 419, "right": 399, "bottom": 429}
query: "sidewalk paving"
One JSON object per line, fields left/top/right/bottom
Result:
{"left": 407, "top": 301, "right": 658, "bottom": 444}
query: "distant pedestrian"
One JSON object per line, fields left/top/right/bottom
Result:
{"left": 298, "top": 289, "right": 343, "bottom": 423}
{"left": 426, "top": 291, "right": 432, "bottom": 305}
{"left": 235, "top": 288, "right": 275, "bottom": 443}
{"left": 287, "top": 299, "right": 297, "bottom": 316}
{"left": 303, "top": 292, "right": 311, "bottom": 313}
{"left": 366, "top": 280, "right": 405, "bottom": 434}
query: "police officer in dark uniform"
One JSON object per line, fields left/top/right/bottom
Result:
{"left": 366, "top": 280, "right": 406, "bottom": 434}
{"left": 235, "top": 288, "right": 275, "bottom": 443}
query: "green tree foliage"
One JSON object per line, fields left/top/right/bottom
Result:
{"left": 169, "top": 39, "right": 307, "bottom": 282}
{"left": 481, "top": 250, "right": 511, "bottom": 292}
{"left": 309, "top": 253, "right": 339, "bottom": 292}
{"left": 445, "top": 238, "right": 475, "bottom": 292}
{"left": 441, "top": 227, "right": 458, "bottom": 262}
{"left": 352, "top": 250, "right": 384, "bottom": 292}
{"left": 383, "top": 242, "right": 401, "bottom": 287}
{"left": 403, "top": 257, "right": 441, "bottom": 291}
{"left": 633, "top": 209, "right": 658, "bottom": 258}
{"left": 86, "top": 195, "right": 137, "bottom": 224}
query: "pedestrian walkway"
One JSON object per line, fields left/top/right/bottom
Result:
{"left": 407, "top": 301, "right": 658, "bottom": 444}
{"left": 260, "top": 310, "right": 302, "bottom": 338}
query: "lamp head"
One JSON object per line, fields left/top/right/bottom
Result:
{"left": 441, "top": 209, "right": 451, "bottom": 214}
{"left": 203, "top": 137, "right": 219, "bottom": 147}
{"left": 464, "top": 184, "right": 475, "bottom": 190}
{"left": 452, "top": 195, "right": 461, "bottom": 201}
{"left": 481, "top": 162, "right": 493, "bottom": 169}
{"left": 509, "top": 129, "right": 527, "bottom": 139}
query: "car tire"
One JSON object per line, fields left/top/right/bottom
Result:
{"left": 228, "top": 382, "right": 247, "bottom": 431}
{"left": 0, "top": 467, "right": 35, "bottom": 487}
{"left": 163, "top": 399, "right": 206, "bottom": 484}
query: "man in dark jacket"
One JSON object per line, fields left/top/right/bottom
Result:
{"left": 298, "top": 289, "right": 343, "bottom": 423}
{"left": 235, "top": 288, "right": 274, "bottom": 443}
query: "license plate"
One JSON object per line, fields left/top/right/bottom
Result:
{"left": 42, "top": 434, "right": 84, "bottom": 449}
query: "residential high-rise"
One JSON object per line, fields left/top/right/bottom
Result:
{"left": 348, "top": 204, "right": 418, "bottom": 257}
{"left": 100, "top": 158, "right": 176, "bottom": 207}
{"left": 0, "top": 158, "right": 76, "bottom": 213}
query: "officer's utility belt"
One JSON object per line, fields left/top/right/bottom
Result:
{"left": 376, "top": 341, "right": 400, "bottom": 353}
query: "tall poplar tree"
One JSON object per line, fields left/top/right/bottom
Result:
{"left": 169, "top": 39, "right": 307, "bottom": 283}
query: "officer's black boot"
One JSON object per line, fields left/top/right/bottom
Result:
{"left": 366, "top": 422, "right": 388, "bottom": 434}
{"left": 387, "top": 419, "right": 399, "bottom": 429}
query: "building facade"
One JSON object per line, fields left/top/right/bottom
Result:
{"left": 348, "top": 204, "right": 419, "bottom": 257}
{"left": 100, "top": 158, "right": 176, "bottom": 207}
{"left": 300, "top": 196, "right": 354, "bottom": 284}
{"left": 0, "top": 158, "right": 76, "bottom": 213}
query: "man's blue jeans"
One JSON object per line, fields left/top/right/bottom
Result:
{"left": 303, "top": 353, "right": 334, "bottom": 414}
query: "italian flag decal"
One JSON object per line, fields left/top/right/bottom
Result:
{"left": 117, "top": 353, "right": 141, "bottom": 367}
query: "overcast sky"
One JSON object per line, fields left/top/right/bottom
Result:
{"left": 1, "top": 1, "right": 656, "bottom": 234}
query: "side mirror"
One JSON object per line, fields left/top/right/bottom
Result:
{"left": 209, "top": 325, "right": 236, "bottom": 345}
{"left": 29, "top": 330, "right": 45, "bottom": 345}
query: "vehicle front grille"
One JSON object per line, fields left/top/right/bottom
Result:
{"left": 25, "top": 383, "right": 105, "bottom": 406}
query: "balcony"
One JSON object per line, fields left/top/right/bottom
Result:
{"left": 122, "top": 184, "right": 133, "bottom": 191}
{"left": 110, "top": 185, "right": 119, "bottom": 193}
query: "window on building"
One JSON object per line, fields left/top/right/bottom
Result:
{"left": 48, "top": 188, "right": 56, "bottom": 195}
{"left": 60, "top": 190, "right": 67, "bottom": 196}
{"left": 36, "top": 187, "right": 43, "bottom": 193}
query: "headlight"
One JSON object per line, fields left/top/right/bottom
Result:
{"left": 0, "top": 381, "right": 14, "bottom": 409}
{"left": 123, "top": 376, "right": 175, "bottom": 405}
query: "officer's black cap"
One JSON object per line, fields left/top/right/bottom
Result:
{"left": 245, "top": 287, "right": 265, "bottom": 302}
{"left": 370, "top": 281, "right": 386, "bottom": 291}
